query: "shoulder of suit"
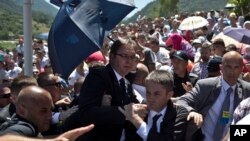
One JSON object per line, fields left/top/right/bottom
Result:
{"left": 188, "top": 72, "right": 198, "bottom": 78}
{"left": 197, "top": 76, "right": 220, "bottom": 83}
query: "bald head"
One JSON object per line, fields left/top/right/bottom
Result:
{"left": 133, "top": 63, "right": 149, "bottom": 85}
{"left": 221, "top": 51, "right": 243, "bottom": 86}
{"left": 17, "top": 86, "right": 52, "bottom": 106}
{"left": 16, "top": 86, "right": 53, "bottom": 132}
{"left": 222, "top": 51, "right": 243, "bottom": 66}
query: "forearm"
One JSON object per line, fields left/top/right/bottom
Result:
{"left": 0, "top": 134, "right": 46, "bottom": 141}
{"left": 80, "top": 106, "right": 126, "bottom": 125}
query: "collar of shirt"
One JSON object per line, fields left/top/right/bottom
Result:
{"left": 149, "top": 107, "right": 167, "bottom": 121}
{"left": 221, "top": 77, "right": 237, "bottom": 93}
{"left": 112, "top": 67, "right": 129, "bottom": 84}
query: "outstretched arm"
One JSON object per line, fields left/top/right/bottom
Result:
{"left": 0, "top": 124, "right": 94, "bottom": 141}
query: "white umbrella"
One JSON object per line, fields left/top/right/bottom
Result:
{"left": 179, "top": 16, "right": 208, "bottom": 30}
{"left": 224, "top": 3, "right": 236, "bottom": 9}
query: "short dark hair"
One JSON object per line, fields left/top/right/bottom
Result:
{"left": 148, "top": 37, "right": 159, "bottom": 45}
{"left": 212, "top": 38, "right": 225, "bottom": 47}
{"left": 109, "top": 37, "right": 138, "bottom": 55}
{"left": 225, "top": 44, "right": 237, "bottom": 52}
{"left": 145, "top": 70, "right": 174, "bottom": 90}
{"left": 11, "top": 76, "right": 38, "bottom": 96}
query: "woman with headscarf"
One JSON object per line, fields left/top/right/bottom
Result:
{"left": 165, "top": 33, "right": 195, "bottom": 62}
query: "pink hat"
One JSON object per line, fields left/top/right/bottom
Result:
{"left": 85, "top": 51, "right": 106, "bottom": 64}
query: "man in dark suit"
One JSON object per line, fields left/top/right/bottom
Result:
{"left": 176, "top": 51, "right": 250, "bottom": 141}
{"left": 120, "top": 70, "right": 177, "bottom": 141}
{"left": 77, "top": 37, "right": 140, "bottom": 141}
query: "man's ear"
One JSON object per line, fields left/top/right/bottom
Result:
{"left": 220, "top": 64, "right": 222, "bottom": 70}
{"left": 17, "top": 104, "right": 27, "bottom": 117}
{"left": 10, "top": 95, "right": 17, "bottom": 105}
{"left": 167, "top": 90, "right": 174, "bottom": 98}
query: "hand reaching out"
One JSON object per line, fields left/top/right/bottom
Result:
{"left": 55, "top": 96, "right": 72, "bottom": 106}
{"left": 187, "top": 111, "right": 203, "bottom": 128}
{"left": 118, "top": 103, "right": 148, "bottom": 128}
{"left": 182, "top": 81, "right": 193, "bottom": 92}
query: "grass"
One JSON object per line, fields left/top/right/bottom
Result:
{"left": 0, "top": 40, "right": 17, "bottom": 51}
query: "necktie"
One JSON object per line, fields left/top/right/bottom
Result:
{"left": 119, "top": 78, "right": 126, "bottom": 103}
{"left": 147, "top": 114, "right": 162, "bottom": 141}
{"left": 151, "top": 114, "right": 162, "bottom": 133}
{"left": 213, "top": 87, "right": 233, "bottom": 141}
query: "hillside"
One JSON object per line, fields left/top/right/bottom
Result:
{"left": 12, "top": 0, "right": 58, "bottom": 17}
{"left": 127, "top": 0, "right": 229, "bottom": 22}
{"left": 0, "top": 0, "right": 57, "bottom": 40}
{"left": 177, "top": 0, "right": 228, "bottom": 13}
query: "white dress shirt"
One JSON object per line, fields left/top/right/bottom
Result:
{"left": 202, "top": 77, "right": 236, "bottom": 141}
{"left": 136, "top": 108, "right": 167, "bottom": 141}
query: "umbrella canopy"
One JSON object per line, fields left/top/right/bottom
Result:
{"left": 48, "top": 0, "right": 135, "bottom": 79}
{"left": 50, "top": 0, "right": 64, "bottom": 7}
{"left": 223, "top": 26, "right": 250, "bottom": 45}
{"left": 179, "top": 16, "right": 208, "bottom": 31}
{"left": 212, "top": 32, "right": 247, "bottom": 54}
{"left": 224, "top": 3, "right": 236, "bottom": 9}
{"left": 35, "top": 32, "right": 49, "bottom": 40}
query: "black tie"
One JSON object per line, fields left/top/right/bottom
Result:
{"left": 120, "top": 78, "right": 126, "bottom": 103}
{"left": 147, "top": 114, "right": 162, "bottom": 141}
{"left": 213, "top": 87, "right": 233, "bottom": 141}
{"left": 151, "top": 114, "right": 162, "bottom": 133}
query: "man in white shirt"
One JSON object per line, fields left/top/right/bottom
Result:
{"left": 120, "top": 70, "right": 176, "bottom": 141}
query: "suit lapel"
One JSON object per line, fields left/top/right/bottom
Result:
{"left": 234, "top": 82, "right": 243, "bottom": 110}
{"left": 205, "top": 77, "right": 222, "bottom": 108}
{"left": 160, "top": 101, "right": 176, "bottom": 132}
{"left": 106, "top": 64, "right": 124, "bottom": 105}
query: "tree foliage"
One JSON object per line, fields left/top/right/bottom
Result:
{"left": 0, "top": 0, "right": 56, "bottom": 40}
{"left": 159, "top": 0, "right": 179, "bottom": 17}
{"left": 228, "top": 0, "right": 250, "bottom": 16}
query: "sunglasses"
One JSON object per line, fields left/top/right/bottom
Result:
{"left": 44, "top": 82, "right": 62, "bottom": 88}
{"left": 0, "top": 94, "right": 11, "bottom": 99}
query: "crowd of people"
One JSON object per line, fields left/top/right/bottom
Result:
{"left": 0, "top": 8, "right": 250, "bottom": 141}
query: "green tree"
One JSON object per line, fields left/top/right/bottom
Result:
{"left": 159, "top": 0, "right": 179, "bottom": 17}
{"left": 228, "top": 0, "right": 250, "bottom": 16}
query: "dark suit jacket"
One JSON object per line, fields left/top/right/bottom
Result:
{"left": 0, "top": 114, "right": 39, "bottom": 137}
{"left": 176, "top": 76, "right": 250, "bottom": 141}
{"left": 0, "top": 103, "right": 16, "bottom": 125}
{"left": 146, "top": 101, "right": 177, "bottom": 141}
{"left": 77, "top": 64, "right": 139, "bottom": 141}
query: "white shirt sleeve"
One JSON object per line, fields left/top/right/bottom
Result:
{"left": 136, "top": 122, "right": 148, "bottom": 141}
{"left": 52, "top": 112, "right": 60, "bottom": 124}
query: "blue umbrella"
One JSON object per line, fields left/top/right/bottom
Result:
{"left": 50, "top": 0, "right": 64, "bottom": 7}
{"left": 48, "top": 0, "right": 135, "bottom": 79}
